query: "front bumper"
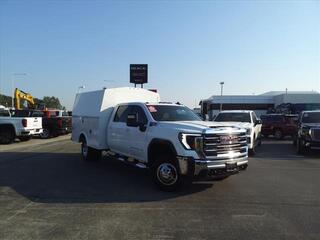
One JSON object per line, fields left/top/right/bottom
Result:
{"left": 177, "top": 156, "right": 248, "bottom": 179}
{"left": 303, "top": 140, "right": 320, "bottom": 150}
{"left": 300, "top": 135, "right": 320, "bottom": 150}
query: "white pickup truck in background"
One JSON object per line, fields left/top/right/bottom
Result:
{"left": 72, "top": 88, "right": 249, "bottom": 191}
{"left": 213, "top": 110, "right": 262, "bottom": 155}
{"left": 0, "top": 105, "right": 43, "bottom": 144}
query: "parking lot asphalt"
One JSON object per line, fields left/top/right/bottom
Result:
{"left": 0, "top": 137, "right": 319, "bottom": 240}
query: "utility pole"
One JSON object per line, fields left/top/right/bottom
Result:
{"left": 220, "top": 81, "right": 224, "bottom": 111}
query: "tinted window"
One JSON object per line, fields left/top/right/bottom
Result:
{"left": 49, "top": 111, "right": 57, "bottom": 117}
{"left": 114, "top": 105, "right": 133, "bottom": 122}
{"left": 214, "top": 113, "right": 251, "bottom": 123}
{"left": 132, "top": 106, "right": 148, "bottom": 124}
{"left": 32, "top": 111, "right": 44, "bottom": 117}
{"left": 147, "top": 105, "right": 201, "bottom": 122}
{"left": 302, "top": 112, "right": 320, "bottom": 123}
{"left": 0, "top": 109, "right": 10, "bottom": 117}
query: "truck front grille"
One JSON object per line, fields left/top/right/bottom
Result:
{"left": 203, "top": 132, "right": 247, "bottom": 157}
{"left": 312, "top": 129, "right": 320, "bottom": 141}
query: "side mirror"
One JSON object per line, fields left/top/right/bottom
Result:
{"left": 127, "top": 114, "right": 147, "bottom": 132}
{"left": 256, "top": 119, "right": 262, "bottom": 125}
{"left": 126, "top": 114, "right": 139, "bottom": 127}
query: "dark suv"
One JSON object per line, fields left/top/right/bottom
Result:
{"left": 260, "top": 114, "right": 298, "bottom": 140}
{"left": 295, "top": 111, "right": 320, "bottom": 154}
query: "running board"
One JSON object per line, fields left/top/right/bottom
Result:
{"left": 107, "top": 151, "right": 147, "bottom": 169}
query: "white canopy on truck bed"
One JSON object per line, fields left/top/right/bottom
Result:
{"left": 72, "top": 87, "right": 160, "bottom": 149}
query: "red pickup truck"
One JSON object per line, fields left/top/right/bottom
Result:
{"left": 260, "top": 114, "right": 298, "bottom": 140}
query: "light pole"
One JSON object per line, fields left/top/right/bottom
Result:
{"left": 219, "top": 81, "right": 224, "bottom": 111}
{"left": 12, "top": 73, "right": 27, "bottom": 108}
{"left": 77, "top": 86, "right": 85, "bottom": 94}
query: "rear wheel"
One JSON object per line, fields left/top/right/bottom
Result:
{"left": 151, "top": 155, "right": 187, "bottom": 191}
{"left": 81, "top": 137, "right": 101, "bottom": 161}
{"left": 0, "top": 127, "right": 15, "bottom": 144}
{"left": 40, "top": 128, "right": 51, "bottom": 139}
{"left": 274, "top": 129, "right": 283, "bottom": 140}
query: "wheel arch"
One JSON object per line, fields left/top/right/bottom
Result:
{"left": 78, "top": 132, "right": 87, "bottom": 143}
{"left": 0, "top": 124, "right": 16, "bottom": 136}
{"left": 147, "top": 138, "right": 177, "bottom": 167}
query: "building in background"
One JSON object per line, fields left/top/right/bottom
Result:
{"left": 201, "top": 91, "right": 320, "bottom": 119}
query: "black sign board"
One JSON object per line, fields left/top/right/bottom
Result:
{"left": 130, "top": 64, "right": 148, "bottom": 84}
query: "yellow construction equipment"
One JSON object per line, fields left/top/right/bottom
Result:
{"left": 14, "top": 88, "right": 35, "bottom": 110}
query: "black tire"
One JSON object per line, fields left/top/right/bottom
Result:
{"left": 296, "top": 138, "right": 306, "bottom": 155}
{"left": 0, "top": 127, "right": 15, "bottom": 144}
{"left": 293, "top": 137, "right": 297, "bottom": 146}
{"left": 249, "top": 137, "right": 256, "bottom": 156}
{"left": 40, "top": 128, "right": 51, "bottom": 139}
{"left": 212, "top": 175, "right": 230, "bottom": 181}
{"left": 274, "top": 129, "right": 283, "bottom": 140}
{"left": 257, "top": 134, "right": 262, "bottom": 147}
{"left": 81, "top": 137, "right": 101, "bottom": 161}
{"left": 151, "top": 154, "right": 187, "bottom": 191}
{"left": 18, "top": 136, "right": 31, "bottom": 142}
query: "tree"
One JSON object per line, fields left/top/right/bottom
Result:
{"left": 42, "top": 96, "right": 63, "bottom": 109}
{"left": 0, "top": 94, "right": 12, "bottom": 107}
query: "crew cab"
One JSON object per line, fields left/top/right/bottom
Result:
{"left": 295, "top": 110, "right": 320, "bottom": 154}
{"left": 0, "top": 105, "right": 43, "bottom": 144}
{"left": 72, "top": 88, "right": 249, "bottom": 191}
{"left": 260, "top": 114, "right": 298, "bottom": 139}
{"left": 213, "top": 110, "right": 262, "bottom": 155}
{"left": 10, "top": 109, "right": 72, "bottom": 139}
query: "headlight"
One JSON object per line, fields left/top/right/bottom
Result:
{"left": 179, "top": 133, "right": 203, "bottom": 151}
{"left": 246, "top": 128, "right": 252, "bottom": 135}
{"left": 301, "top": 127, "right": 311, "bottom": 136}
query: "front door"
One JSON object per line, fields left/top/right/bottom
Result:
{"left": 126, "top": 105, "right": 149, "bottom": 162}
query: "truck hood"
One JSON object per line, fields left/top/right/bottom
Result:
{"left": 302, "top": 123, "right": 320, "bottom": 128}
{"left": 157, "top": 121, "right": 246, "bottom": 134}
{"left": 209, "top": 121, "right": 252, "bottom": 129}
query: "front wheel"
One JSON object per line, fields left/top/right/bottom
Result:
{"left": 274, "top": 129, "right": 283, "bottom": 140}
{"left": 151, "top": 155, "right": 188, "bottom": 191}
{"left": 40, "top": 128, "right": 51, "bottom": 139}
{"left": 249, "top": 137, "right": 256, "bottom": 156}
{"left": 296, "top": 138, "right": 306, "bottom": 155}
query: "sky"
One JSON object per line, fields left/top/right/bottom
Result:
{"left": 0, "top": 0, "right": 319, "bottom": 110}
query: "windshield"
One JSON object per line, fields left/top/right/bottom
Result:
{"left": 215, "top": 112, "right": 251, "bottom": 123}
{"left": 302, "top": 112, "right": 320, "bottom": 123}
{"left": 147, "top": 105, "right": 201, "bottom": 122}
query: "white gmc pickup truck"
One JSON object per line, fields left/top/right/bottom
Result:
{"left": 0, "top": 105, "right": 43, "bottom": 144}
{"left": 72, "top": 88, "right": 248, "bottom": 191}
{"left": 214, "top": 110, "right": 262, "bottom": 155}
